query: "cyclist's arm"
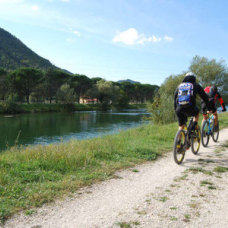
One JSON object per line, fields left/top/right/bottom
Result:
{"left": 217, "top": 92, "right": 226, "bottom": 111}
{"left": 174, "top": 89, "right": 178, "bottom": 110}
{"left": 197, "top": 84, "right": 216, "bottom": 112}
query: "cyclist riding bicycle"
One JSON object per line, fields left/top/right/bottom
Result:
{"left": 174, "top": 72, "right": 216, "bottom": 132}
{"left": 201, "top": 86, "right": 227, "bottom": 131}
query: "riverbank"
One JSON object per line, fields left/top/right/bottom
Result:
{"left": 0, "top": 103, "right": 147, "bottom": 114}
{"left": 6, "top": 128, "right": 228, "bottom": 228}
{"left": 0, "top": 112, "right": 227, "bottom": 223}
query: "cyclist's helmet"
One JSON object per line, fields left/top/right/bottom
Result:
{"left": 183, "top": 72, "right": 196, "bottom": 83}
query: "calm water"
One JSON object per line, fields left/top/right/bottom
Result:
{"left": 0, "top": 109, "right": 149, "bottom": 151}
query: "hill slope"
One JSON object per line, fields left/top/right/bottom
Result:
{"left": 0, "top": 27, "right": 55, "bottom": 70}
{"left": 117, "top": 79, "right": 140, "bottom": 84}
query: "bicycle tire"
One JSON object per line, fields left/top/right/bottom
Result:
{"left": 191, "top": 127, "right": 200, "bottom": 154}
{"left": 201, "top": 120, "right": 210, "bottom": 147}
{"left": 212, "top": 120, "right": 219, "bottom": 142}
{"left": 173, "top": 129, "right": 186, "bottom": 164}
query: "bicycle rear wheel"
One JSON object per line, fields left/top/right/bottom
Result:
{"left": 201, "top": 120, "right": 210, "bottom": 147}
{"left": 212, "top": 120, "right": 219, "bottom": 142}
{"left": 191, "top": 127, "right": 200, "bottom": 154}
{"left": 173, "top": 129, "right": 186, "bottom": 164}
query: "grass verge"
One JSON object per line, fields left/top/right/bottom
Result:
{"left": 0, "top": 103, "right": 147, "bottom": 114}
{"left": 0, "top": 112, "right": 227, "bottom": 223}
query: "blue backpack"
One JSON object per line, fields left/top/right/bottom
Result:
{"left": 178, "top": 82, "right": 194, "bottom": 106}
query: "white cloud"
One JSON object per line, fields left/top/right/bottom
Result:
{"left": 31, "top": 5, "right": 39, "bottom": 11}
{"left": 73, "top": 30, "right": 80, "bottom": 36}
{"left": 164, "top": 35, "right": 173, "bottom": 42}
{"left": 113, "top": 28, "right": 174, "bottom": 45}
{"left": 112, "top": 28, "right": 162, "bottom": 45}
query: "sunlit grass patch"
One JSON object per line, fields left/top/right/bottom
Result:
{"left": 214, "top": 166, "right": 228, "bottom": 173}
{"left": 0, "top": 112, "right": 227, "bottom": 223}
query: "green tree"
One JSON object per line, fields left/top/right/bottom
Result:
{"left": 56, "top": 84, "right": 76, "bottom": 104}
{"left": 8, "top": 68, "right": 43, "bottom": 104}
{"left": 189, "top": 55, "right": 227, "bottom": 88}
{"left": 190, "top": 55, "right": 228, "bottom": 105}
{"left": 87, "top": 80, "right": 119, "bottom": 108}
{"left": 69, "top": 74, "right": 92, "bottom": 103}
{"left": 30, "top": 83, "right": 46, "bottom": 103}
{"left": 0, "top": 68, "right": 8, "bottom": 100}
{"left": 44, "top": 69, "right": 70, "bottom": 103}
{"left": 147, "top": 73, "right": 185, "bottom": 124}
{"left": 143, "top": 84, "right": 159, "bottom": 103}
{"left": 119, "top": 82, "right": 136, "bottom": 103}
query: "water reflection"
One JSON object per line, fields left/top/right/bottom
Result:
{"left": 0, "top": 109, "right": 149, "bottom": 151}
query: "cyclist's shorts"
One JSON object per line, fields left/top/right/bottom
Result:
{"left": 175, "top": 105, "right": 199, "bottom": 126}
{"left": 201, "top": 100, "right": 216, "bottom": 114}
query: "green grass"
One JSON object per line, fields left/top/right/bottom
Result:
{"left": 116, "top": 221, "right": 140, "bottom": 227}
{"left": 0, "top": 112, "right": 227, "bottom": 223}
{"left": 183, "top": 214, "right": 191, "bottom": 222}
{"left": 0, "top": 103, "right": 99, "bottom": 114}
{"left": 0, "top": 103, "right": 147, "bottom": 114}
{"left": 18, "top": 103, "right": 98, "bottom": 113}
{"left": 214, "top": 166, "right": 228, "bottom": 173}
{"left": 200, "top": 180, "right": 213, "bottom": 186}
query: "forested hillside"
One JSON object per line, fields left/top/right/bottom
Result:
{"left": 0, "top": 27, "right": 55, "bottom": 70}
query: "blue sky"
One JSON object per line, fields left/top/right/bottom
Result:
{"left": 0, "top": 0, "right": 228, "bottom": 85}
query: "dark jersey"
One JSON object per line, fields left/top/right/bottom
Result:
{"left": 174, "top": 76, "right": 214, "bottom": 112}
{"left": 204, "top": 86, "right": 224, "bottom": 106}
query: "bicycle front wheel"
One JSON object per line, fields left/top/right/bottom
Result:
{"left": 191, "top": 127, "right": 200, "bottom": 154}
{"left": 212, "top": 120, "right": 219, "bottom": 142}
{"left": 173, "top": 129, "right": 186, "bottom": 164}
{"left": 201, "top": 120, "right": 210, "bottom": 147}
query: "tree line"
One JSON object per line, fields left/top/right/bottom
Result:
{"left": 0, "top": 67, "right": 159, "bottom": 108}
{"left": 148, "top": 55, "right": 228, "bottom": 124}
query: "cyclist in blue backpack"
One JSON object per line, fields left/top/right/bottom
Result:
{"left": 174, "top": 72, "right": 216, "bottom": 131}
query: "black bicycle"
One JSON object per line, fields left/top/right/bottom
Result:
{"left": 173, "top": 117, "right": 201, "bottom": 164}
{"left": 201, "top": 113, "right": 219, "bottom": 147}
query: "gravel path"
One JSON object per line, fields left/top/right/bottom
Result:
{"left": 4, "top": 129, "right": 228, "bottom": 228}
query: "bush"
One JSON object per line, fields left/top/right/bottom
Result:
{"left": 147, "top": 74, "right": 185, "bottom": 124}
{"left": 0, "top": 101, "right": 22, "bottom": 114}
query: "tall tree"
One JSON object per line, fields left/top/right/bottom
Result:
{"left": 69, "top": 74, "right": 92, "bottom": 103}
{"left": 189, "top": 55, "right": 227, "bottom": 88}
{"left": 56, "top": 84, "right": 76, "bottom": 104}
{"left": 87, "top": 80, "right": 119, "bottom": 105}
{"left": 0, "top": 68, "right": 8, "bottom": 100}
{"left": 8, "top": 68, "right": 43, "bottom": 103}
{"left": 44, "top": 69, "right": 70, "bottom": 103}
{"left": 119, "top": 82, "right": 136, "bottom": 103}
{"left": 147, "top": 73, "right": 185, "bottom": 124}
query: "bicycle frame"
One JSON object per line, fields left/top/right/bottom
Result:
{"left": 173, "top": 116, "right": 200, "bottom": 164}
{"left": 204, "top": 114, "right": 214, "bottom": 136}
{"left": 180, "top": 117, "right": 194, "bottom": 149}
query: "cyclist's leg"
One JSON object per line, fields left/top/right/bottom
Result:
{"left": 213, "top": 111, "right": 218, "bottom": 125}
{"left": 209, "top": 101, "right": 218, "bottom": 126}
{"left": 190, "top": 106, "right": 200, "bottom": 130}
{"left": 175, "top": 106, "right": 187, "bottom": 130}
{"left": 201, "top": 101, "right": 208, "bottom": 126}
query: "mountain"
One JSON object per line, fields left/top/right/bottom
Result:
{"left": 0, "top": 27, "right": 55, "bottom": 71}
{"left": 117, "top": 79, "right": 140, "bottom": 84}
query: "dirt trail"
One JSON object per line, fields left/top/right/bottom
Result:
{"left": 4, "top": 129, "right": 228, "bottom": 228}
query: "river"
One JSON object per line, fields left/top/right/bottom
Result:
{"left": 0, "top": 109, "right": 150, "bottom": 151}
